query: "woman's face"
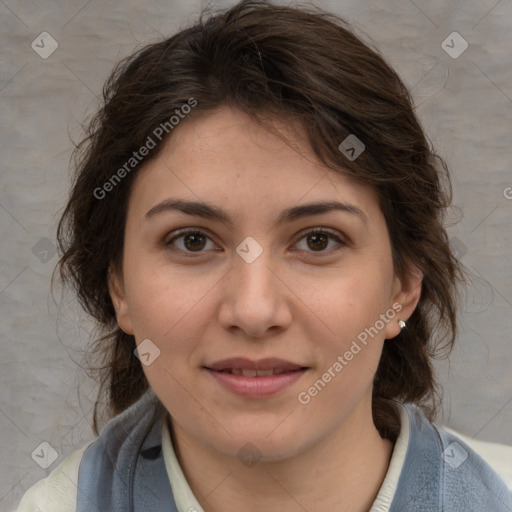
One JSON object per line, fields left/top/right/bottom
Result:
{"left": 110, "top": 106, "right": 421, "bottom": 462}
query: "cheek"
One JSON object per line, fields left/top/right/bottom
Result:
{"left": 312, "top": 272, "right": 391, "bottom": 340}
{"left": 122, "top": 253, "right": 207, "bottom": 338}
{"left": 301, "top": 278, "right": 388, "bottom": 408}
{"left": 122, "top": 267, "right": 219, "bottom": 391}
{"left": 303, "top": 271, "right": 393, "bottom": 398}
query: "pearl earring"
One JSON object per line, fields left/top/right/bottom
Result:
{"left": 398, "top": 319, "right": 406, "bottom": 330}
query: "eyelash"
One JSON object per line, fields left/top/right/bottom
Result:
{"left": 164, "top": 228, "right": 348, "bottom": 257}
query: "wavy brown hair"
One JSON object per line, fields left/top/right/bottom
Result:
{"left": 56, "top": 0, "right": 466, "bottom": 437}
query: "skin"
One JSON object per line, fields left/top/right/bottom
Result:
{"left": 110, "top": 106, "right": 422, "bottom": 512}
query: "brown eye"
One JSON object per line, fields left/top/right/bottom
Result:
{"left": 307, "top": 232, "right": 329, "bottom": 251}
{"left": 166, "top": 229, "right": 216, "bottom": 254}
{"left": 183, "top": 232, "right": 207, "bottom": 251}
{"left": 294, "top": 229, "right": 346, "bottom": 254}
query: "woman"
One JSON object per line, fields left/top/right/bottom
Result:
{"left": 17, "top": 1, "right": 512, "bottom": 511}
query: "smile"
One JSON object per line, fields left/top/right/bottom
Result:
{"left": 204, "top": 367, "right": 308, "bottom": 398}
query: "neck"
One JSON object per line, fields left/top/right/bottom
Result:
{"left": 169, "top": 398, "right": 395, "bottom": 512}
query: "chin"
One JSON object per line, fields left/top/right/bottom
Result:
{"left": 224, "top": 436, "right": 305, "bottom": 465}
{"left": 213, "top": 419, "right": 309, "bottom": 462}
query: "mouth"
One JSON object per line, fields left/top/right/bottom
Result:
{"left": 209, "top": 368, "right": 305, "bottom": 376}
{"left": 203, "top": 357, "right": 309, "bottom": 397}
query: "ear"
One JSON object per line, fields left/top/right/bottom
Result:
{"left": 108, "top": 267, "right": 135, "bottom": 335}
{"left": 384, "top": 263, "right": 423, "bottom": 340}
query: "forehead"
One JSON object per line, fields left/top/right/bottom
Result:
{"left": 128, "top": 106, "right": 381, "bottom": 222}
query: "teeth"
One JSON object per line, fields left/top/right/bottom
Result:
{"left": 222, "top": 368, "right": 292, "bottom": 376}
{"left": 256, "top": 369, "right": 274, "bottom": 376}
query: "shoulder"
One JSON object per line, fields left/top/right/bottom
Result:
{"left": 16, "top": 388, "right": 164, "bottom": 512}
{"left": 441, "top": 424, "right": 512, "bottom": 490}
{"left": 16, "top": 442, "right": 93, "bottom": 512}
{"left": 392, "top": 403, "right": 512, "bottom": 512}
{"left": 77, "top": 387, "right": 165, "bottom": 478}
{"left": 432, "top": 421, "right": 512, "bottom": 509}
{"left": 75, "top": 388, "right": 175, "bottom": 511}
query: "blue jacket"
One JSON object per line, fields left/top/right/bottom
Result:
{"left": 76, "top": 389, "right": 512, "bottom": 511}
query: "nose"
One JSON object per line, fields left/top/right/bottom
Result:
{"left": 217, "top": 245, "right": 293, "bottom": 339}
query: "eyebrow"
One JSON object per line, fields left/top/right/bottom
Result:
{"left": 144, "top": 198, "right": 367, "bottom": 227}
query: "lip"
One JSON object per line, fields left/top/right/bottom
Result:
{"left": 204, "top": 357, "right": 308, "bottom": 398}
{"left": 205, "top": 357, "right": 304, "bottom": 372}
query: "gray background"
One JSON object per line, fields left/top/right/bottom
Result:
{"left": 1, "top": 0, "right": 511, "bottom": 509}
